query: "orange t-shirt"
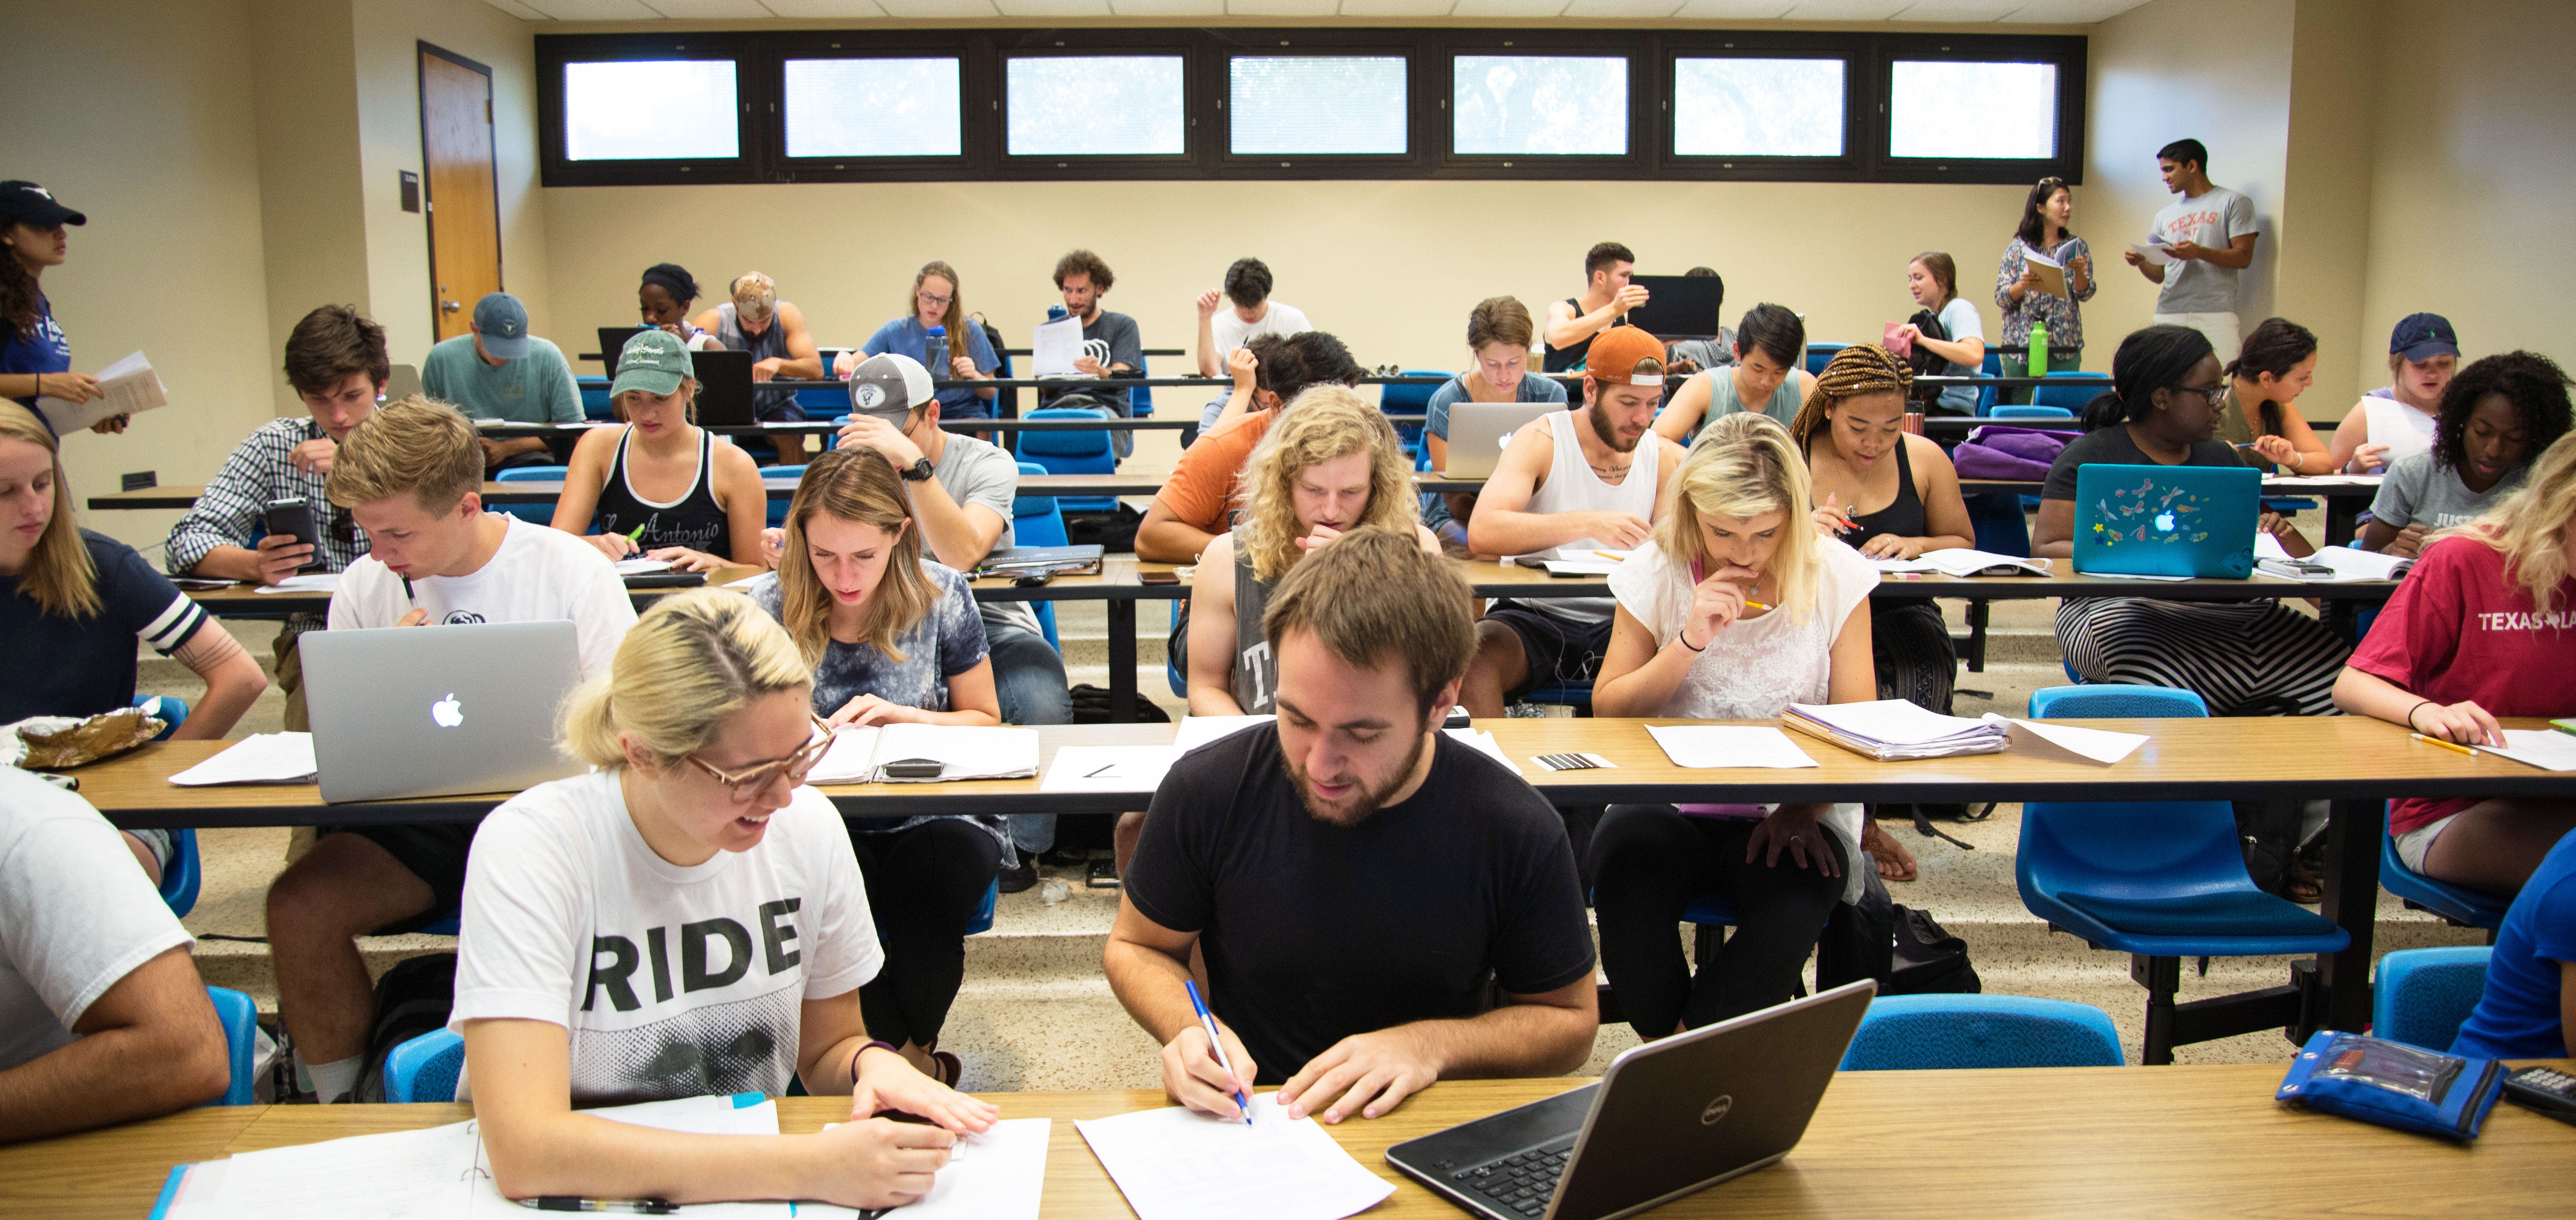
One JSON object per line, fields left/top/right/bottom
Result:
{"left": 1156, "top": 410, "right": 1275, "bottom": 532}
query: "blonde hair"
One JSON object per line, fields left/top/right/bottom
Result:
{"left": 327, "top": 397, "right": 483, "bottom": 513}
{"left": 1660, "top": 413, "right": 1823, "bottom": 625}
{"left": 1232, "top": 386, "right": 1420, "bottom": 581}
{"left": 2439, "top": 430, "right": 2576, "bottom": 615}
{"left": 560, "top": 589, "right": 811, "bottom": 771}
{"left": 0, "top": 404, "right": 98, "bottom": 618}
{"left": 776, "top": 447, "right": 936, "bottom": 665}
{"left": 1262, "top": 526, "right": 1475, "bottom": 718}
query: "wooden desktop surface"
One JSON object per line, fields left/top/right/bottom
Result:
{"left": 1129, "top": 559, "right": 2399, "bottom": 604}
{"left": 10, "top": 1066, "right": 2571, "bottom": 1220}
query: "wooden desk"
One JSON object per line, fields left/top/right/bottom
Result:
{"left": 1130, "top": 560, "right": 2400, "bottom": 606}
{"left": 15, "top": 1066, "right": 2572, "bottom": 1219}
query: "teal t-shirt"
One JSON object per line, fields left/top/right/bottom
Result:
{"left": 419, "top": 334, "right": 583, "bottom": 424}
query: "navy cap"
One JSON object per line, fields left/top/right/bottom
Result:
{"left": 0, "top": 182, "right": 85, "bottom": 228}
{"left": 2388, "top": 313, "right": 2459, "bottom": 363}
{"left": 471, "top": 292, "right": 530, "bottom": 360}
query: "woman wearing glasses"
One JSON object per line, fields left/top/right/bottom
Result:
{"left": 843, "top": 261, "right": 999, "bottom": 421}
{"left": 455, "top": 589, "right": 995, "bottom": 1212}
{"left": 745, "top": 446, "right": 1004, "bottom": 1087}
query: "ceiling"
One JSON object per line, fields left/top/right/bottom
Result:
{"left": 484, "top": 0, "right": 2151, "bottom": 24}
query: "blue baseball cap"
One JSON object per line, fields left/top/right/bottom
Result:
{"left": 471, "top": 292, "right": 530, "bottom": 360}
{"left": 2388, "top": 313, "right": 2459, "bottom": 363}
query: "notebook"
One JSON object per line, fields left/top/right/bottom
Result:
{"left": 1781, "top": 700, "right": 2009, "bottom": 761}
{"left": 2071, "top": 463, "right": 2261, "bottom": 578}
{"left": 804, "top": 723, "right": 1041, "bottom": 785}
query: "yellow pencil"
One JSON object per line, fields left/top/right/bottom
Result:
{"left": 2411, "top": 733, "right": 2480, "bottom": 758}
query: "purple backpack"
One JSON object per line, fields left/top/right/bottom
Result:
{"left": 1952, "top": 424, "right": 2075, "bottom": 480}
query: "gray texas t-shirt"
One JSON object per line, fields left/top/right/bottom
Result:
{"left": 929, "top": 431, "right": 1042, "bottom": 638}
{"left": 2368, "top": 451, "right": 2527, "bottom": 538}
{"left": 2147, "top": 185, "right": 2257, "bottom": 315}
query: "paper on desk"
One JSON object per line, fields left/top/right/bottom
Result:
{"left": 1172, "top": 714, "right": 1274, "bottom": 753}
{"left": 168, "top": 732, "right": 316, "bottom": 786}
{"left": 805, "top": 723, "right": 1040, "bottom": 785}
{"left": 1076, "top": 1094, "right": 1394, "bottom": 1220}
{"left": 1645, "top": 724, "right": 1819, "bottom": 769}
{"left": 1870, "top": 549, "right": 2052, "bottom": 578}
{"left": 1444, "top": 727, "right": 1520, "bottom": 774}
{"left": 883, "top": 1118, "right": 1051, "bottom": 1220}
{"left": 726, "top": 572, "right": 768, "bottom": 589}
{"left": 613, "top": 557, "right": 675, "bottom": 575}
{"left": 1032, "top": 314, "right": 1084, "bottom": 377}
{"left": 1043, "top": 744, "right": 1182, "bottom": 792}
{"left": 1985, "top": 715, "right": 2148, "bottom": 766}
{"left": 2129, "top": 242, "right": 2176, "bottom": 267}
{"left": 2487, "top": 729, "right": 2576, "bottom": 773}
{"left": 254, "top": 572, "right": 340, "bottom": 595}
{"left": 33, "top": 350, "right": 166, "bottom": 435}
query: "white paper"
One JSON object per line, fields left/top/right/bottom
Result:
{"left": 2256, "top": 532, "right": 2291, "bottom": 561}
{"left": 2361, "top": 398, "right": 2435, "bottom": 467}
{"left": 1172, "top": 714, "right": 1274, "bottom": 753}
{"left": 1644, "top": 724, "right": 1819, "bottom": 769}
{"left": 2267, "top": 474, "right": 2384, "bottom": 488}
{"left": 1990, "top": 716, "right": 2148, "bottom": 765}
{"left": 1042, "top": 744, "right": 1182, "bottom": 792}
{"left": 2023, "top": 250, "right": 2069, "bottom": 299}
{"left": 2257, "top": 545, "right": 2411, "bottom": 583}
{"left": 887, "top": 1117, "right": 1051, "bottom": 1220}
{"left": 1443, "top": 727, "right": 1520, "bottom": 774}
{"left": 1075, "top": 1094, "right": 1394, "bottom": 1220}
{"left": 1870, "top": 549, "right": 2053, "bottom": 578}
{"left": 254, "top": 572, "right": 341, "bottom": 595}
{"left": 2129, "top": 242, "right": 2176, "bottom": 267}
{"left": 613, "top": 557, "right": 675, "bottom": 575}
{"left": 2487, "top": 729, "right": 2576, "bottom": 773}
{"left": 167, "top": 732, "right": 317, "bottom": 786}
{"left": 1031, "top": 315, "right": 1085, "bottom": 378}
{"left": 726, "top": 572, "right": 768, "bottom": 589}
{"left": 33, "top": 350, "right": 167, "bottom": 435}
{"left": 805, "top": 723, "right": 1042, "bottom": 785}
{"left": 1786, "top": 700, "right": 1998, "bottom": 747}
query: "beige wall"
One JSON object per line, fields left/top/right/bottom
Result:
{"left": 251, "top": 0, "right": 371, "bottom": 423}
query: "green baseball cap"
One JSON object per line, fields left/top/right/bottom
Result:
{"left": 611, "top": 329, "right": 692, "bottom": 398}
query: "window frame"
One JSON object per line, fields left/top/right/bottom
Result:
{"left": 1870, "top": 34, "right": 2087, "bottom": 185}
{"left": 1213, "top": 32, "right": 1428, "bottom": 174}
{"left": 1658, "top": 32, "right": 1864, "bottom": 181}
{"left": 766, "top": 32, "right": 978, "bottom": 180}
{"left": 539, "top": 33, "right": 760, "bottom": 187}
{"left": 1438, "top": 36, "right": 1649, "bottom": 177}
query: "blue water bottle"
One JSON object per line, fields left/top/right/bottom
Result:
{"left": 923, "top": 326, "right": 946, "bottom": 381}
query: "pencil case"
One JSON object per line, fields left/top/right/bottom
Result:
{"left": 2276, "top": 1030, "right": 2504, "bottom": 1140}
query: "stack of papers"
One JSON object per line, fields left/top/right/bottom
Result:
{"left": 1512, "top": 547, "right": 1636, "bottom": 577}
{"left": 1782, "top": 700, "right": 2009, "bottom": 761}
{"left": 33, "top": 350, "right": 167, "bottom": 435}
{"left": 1871, "top": 549, "right": 2054, "bottom": 578}
{"left": 1172, "top": 714, "right": 1274, "bottom": 753}
{"left": 168, "top": 733, "right": 317, "bottom": 786}
{"left": 1643, "top": 724, "right": 1819, "bottom": 769}
{"left": 1075, "top": 1095, "right": 1394, "bottom": 1220}
{"left": 2487, "top": 729, "right": 2576, "bottom": 773}
{"left": 806, "top": 724, "right": 1040, "bottom": 785}
{"left": 2024, "top": 250, "right": 2069, "bottom": 299}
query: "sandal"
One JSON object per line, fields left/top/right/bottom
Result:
{"left": 2287, "top": 861, "right": 2324, "bottom": 905}
{"left": 1861, "top": 819, "right": 1919, "bottom": 883}
{"left": 928, "top": 1049, "right": 964, "bottom": 1088}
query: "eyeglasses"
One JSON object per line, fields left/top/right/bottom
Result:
{"left": 916, "top": 291, "right": 953, "bottom": 308}
{"left": 683, "top": 714, "right": 835, "bottom": 801}
{"left": 2168, "top": 384, "right": 2224, "bottom": 400}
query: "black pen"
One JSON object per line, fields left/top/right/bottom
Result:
{"left": 521, "top": 1198, "right": 677, "bottom": 1214}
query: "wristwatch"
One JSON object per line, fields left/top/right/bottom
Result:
{"left": 899, "top": 457, "right": 934, "bottom": 482}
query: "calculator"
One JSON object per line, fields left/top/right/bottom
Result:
{"left": 2502, "top": 1065, "right": 2576, "bottom": 1124}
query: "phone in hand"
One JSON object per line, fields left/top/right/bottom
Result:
{"left": 262, "top": 497, "right": 325, "bottom": 573}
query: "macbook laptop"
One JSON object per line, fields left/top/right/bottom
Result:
{"left": 1387, "top": 980, "right": 1874, "bottom": 1220}
{"left": 1624, "top": 274, "right": 1728, "bottom": 341}
{"left": 2072, "top": 462, "right": 2261, "bottom": 578}
{"left": 1445, "top": 402, "right": 1565, "bottom": 480}
{"left": 301, "top": 621, "right": 586, "bottom": 804}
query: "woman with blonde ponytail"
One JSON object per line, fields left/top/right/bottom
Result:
{"left": 1588, "top": 412, "right": 1879, "bottom": 1041}
{"left": 455, "top": 589, "right": 995, "bottom": 1213}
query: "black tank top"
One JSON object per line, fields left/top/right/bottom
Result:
{"left": 593, "top": 426, "right": 731, "bottom": 558}
{"left": 1844, "top": 435, "right": 1927, "bottom": 550}
{"left": 1544, "top": 298, "right": 1627, "bottom": 373}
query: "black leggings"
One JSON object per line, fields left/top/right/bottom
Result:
{"left": 846, "top": 819, "right": 1003, "bottom": 1050}
{"left": 1589, "top": 805, "right": 1847, "bottom": 1040}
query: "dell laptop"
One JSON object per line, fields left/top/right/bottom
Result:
{"left": 2071, "top": 462, "right": 2261, "bottom": 578}
{"left": 1444, "top": 402, "right": 1566, "bottom": 480}
{"left": 1387, "top": 980, "right": 1875, "bottom": 1220}
{"left": 301, "top": 621, "right": 586, "bottom": 804}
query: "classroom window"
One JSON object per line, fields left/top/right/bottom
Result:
{"left": 1452, "top": 55, "right": 1628, "bottom": 157}
{"left": 1672, "top": 57, "right": 1845, "bottom": 158}
{"left": 1229, "top": 56, "right": 1409, "bottom": 156}
{"left": 783, "top": 58, "right": 963, "bottom": 158}
{"left": 562, "top": 59, "right": 739, "bottom": 161}
{"left": 1887, "top": 60, "right": 2058, "bottom": 159}
{"left": 1006, "top": 56, "right": 1186, "bottom": 157}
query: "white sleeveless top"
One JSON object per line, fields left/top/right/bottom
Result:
{"left": 1520, "top": 410, "right": 1663, "bottom": 623}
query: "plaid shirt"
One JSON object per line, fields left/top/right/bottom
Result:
{"left": 164, "top": 417, "right": 370, "bottom": 578}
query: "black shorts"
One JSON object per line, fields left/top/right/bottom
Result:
{"left": 321, "top": 820, "right": 479, "bottom": 933}
{"left": 1483, "top": 600, "right": 1615, "bottom": 699}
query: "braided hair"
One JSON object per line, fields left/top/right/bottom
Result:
{"left": 1787, "top": 344, "right": 1913, "bottom": 454}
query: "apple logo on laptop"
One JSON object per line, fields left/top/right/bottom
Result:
{"left": 2153, "top": 511, "right": 2176, "bottom": 532}
{"left": 431, "top": 694, "right": 463, "bottom": 729}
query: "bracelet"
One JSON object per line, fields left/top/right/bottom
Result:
{"left": 2405, "top": 700, "right": 2435, "bottom": 734}
{"left": 847, "top": 1039, "right": 901, "bottom": 1087}
{"left": 1679, "top": 631, "right": 1708, "bottom": 652}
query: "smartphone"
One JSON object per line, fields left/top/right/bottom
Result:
{"left": 1013, "top": 572, "right": 1053, "bottom": 588}
{"left": 262, "top": 497, "right": 325, "bottom": 572}
{"left": 881, "top": 758, "right": 945, "bottom": 779}
{"left": 1138, "top": 570, "right": 1182, "bottom": 586}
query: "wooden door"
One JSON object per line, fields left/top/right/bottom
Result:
{"left": 420, "top": 44, "right": 500, "bottom": 342}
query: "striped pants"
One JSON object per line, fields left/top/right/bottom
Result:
{"left": 2055, "top": 597, "right": 2350, "bottom": 716}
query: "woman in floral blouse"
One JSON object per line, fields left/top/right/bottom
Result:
{"left": 1995, "top": 177, "right": 2098, "bottom": 372}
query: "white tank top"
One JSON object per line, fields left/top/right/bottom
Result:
{"left": 1521, "top": 409, "right": 1662, "bottom": 623}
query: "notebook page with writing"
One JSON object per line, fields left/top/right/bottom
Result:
{"left": 1075, "top": 1094, "right": 1393, "bottom": 1220}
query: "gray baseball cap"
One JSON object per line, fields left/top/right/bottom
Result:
{"left": 471, "top": 292, "right": 530, "bottom": 360}
{"left": 611, "top": 328, "right": 692, "bottom": 398}
{"left": 846, "top": 352, "right": 934, "bottom": 424}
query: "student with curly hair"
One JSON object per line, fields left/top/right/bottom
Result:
{"left": 2361, "top": 352, "right": 2572, "bottom": 557}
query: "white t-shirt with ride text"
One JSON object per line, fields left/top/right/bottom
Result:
{"left": 0, "top": 768, "right": 195, "bottom": 1073}
{"left": 2148, "top": 185, "right": 2257, "bottom": 315}
{"left": 449, "top": 772, "right": 881, "bottom": 1105}
{"left": 328, "top": 515, "right": 638, "bottom": 681}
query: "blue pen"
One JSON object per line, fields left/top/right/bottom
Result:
{"left": 1185, "top": 979, "right": 1253, "bottom": 1124}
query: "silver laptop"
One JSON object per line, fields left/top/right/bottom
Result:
{"left": 1386, "top": 980, "right": 1874, "bottom": 1220}
{"left": 1445, "top": 402, "right": 1566, "bottom": 479}
{"left": 383, "top": 363, "right": 423, "bottom": 402}
{"left": 302, "top": 621, "right": 586, "bottom": 804}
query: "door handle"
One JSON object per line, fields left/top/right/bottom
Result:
{"left": 441, "top": 299, "right": 462, "bottom": 314}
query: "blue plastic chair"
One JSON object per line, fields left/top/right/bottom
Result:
{"left": 1016, "top": 407, "right": 1117, "bottom": 512}
{"left": 2372, "top": 946, "right": 2491, "bottom": 1052}
{"left": 2027, "top": 683, "right": 2207, "bottom": 719}
{"left": 764, "top": 465, "right": 807, "bottom": 527}
{"left": 1804, "top": 343, "right": 1850, "bottom": 375}
{"left": 2030, "top": 371, "right": 2110, "bottom": 412}
{"left": 967, "top": 878, "right": 1000, "bottom": 936}
{"left": 2016, "top": 682, "right": 2349, "bottom": 1064}
{"left": 206, "top": 986, "right": 261, "bottom": 1106}
{"left": 1167, "top": 602, "right": 1188, "bottom": 700}
{"left": 1380, "top": 371, "right": 1450, "bottom": 460}
{"left": 1840, "top": 994, "right": 2125, "bottom": 1071}
{"left": 1523, "top": 682, "right": 1594, "bottom": 714}
{"left": 1010, "top": 461, "right": 1066, "bottom": 649}
{"left": 1128, "top": 352, "right": 1153, "bottom": 419}
{"left": 2379, "top": 816, "right": 2511, "bottom": 933}
{"left": 1989, "top": 404, "right": 2073, "bottom": 419}
{"left": 1975, "top": 349, "right": 2005, "bottom": 415}
{"left": 131, "top": 696, "right": 204, "bottom": 916}
{"left": 493, "top": 464, "right": 570, "bottom": 524}
{"left": 385, "top": 1027, "right": 466, "bottom": 1103}
{"left": 576, "top": 377, "right": 615, "bottom": 422}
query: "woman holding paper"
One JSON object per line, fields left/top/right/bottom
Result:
{"left": 1, "top": 182, "right": 126, "bottom": 433}
{"left": 2328, "top": 314, "right": 2461, "bottom": 473}
{"left": 456, "top": 590, "right": 995, "bottom": 1210}
{"left": 1995, "top": 177, "right": 2096, "bottom": 374}
{"left": 1588, "top": 413, "right": 1879, "bottom": 1038}
{"left": 2333, "top": 431, "right": 2576, "bottom": 897}
{"left": 748, "top": 447, "right": 1003, "bottom": 1087}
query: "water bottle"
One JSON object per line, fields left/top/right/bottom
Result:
{"left": 923, "top": 326, "right": 947, "bottom": 380}
{"left": 2029, "top": 321, "right": 2050, "bottom": 378}
{"left": 1046, "top": 304, "right": 1069, "bottom": 322}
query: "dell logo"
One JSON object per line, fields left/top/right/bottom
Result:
{"left": 1699, "top": 1095, "right": 1733, "bottom": 1125}
{"left": 430, "top": 694, "right": 464, "bottom": 728}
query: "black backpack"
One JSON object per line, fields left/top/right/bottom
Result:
{"left": 1900, "top": 308, "right": 1950, "bottom": 403}
{"left": 354, "top": 951, "right": 457, "bottom": 1102}
{"left": 1818, "top": 893, "right": 1981, "bottom": 996}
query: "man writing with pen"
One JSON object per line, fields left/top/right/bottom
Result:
{"left": 1104, "top": 528, "right": 1600, "bottom": 1124}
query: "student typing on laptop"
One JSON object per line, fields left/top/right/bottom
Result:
{"left": 1106, "top": 529, "right": 1598, "bottom": 1125}
{"left": 265, "top": 400, "right": 637, "bottom": 1105}
{"left": 2032, "top": 325, "right": 2350, "bottom": 717}
{"left": 1422, "top": 297, "right": 1568, "bottom": 551}
{"left": 552, "top": 328, "right": 769, "bottom": 574}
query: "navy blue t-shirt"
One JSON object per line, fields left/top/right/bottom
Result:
{"left": 0, "top": 530, "right": 210, "bottom": 722}
{"left": 3, "top": 296, "right": 73, "bottom": 415}
{"left": 2452, "top": 829, "right": 2576, "bottom": 1060}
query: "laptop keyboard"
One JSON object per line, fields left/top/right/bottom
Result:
{"left": 1449, "top": 1138, "right": 1575, "bottom": 1217}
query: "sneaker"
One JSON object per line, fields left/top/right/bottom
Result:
{"left": 1038, "top": 845, "right": 1090, "bottom": 869}
{"left": 996, "top": 858, "right": 1038, "bottom": 894}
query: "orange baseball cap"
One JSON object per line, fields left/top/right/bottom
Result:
{"left": 1585, "top": 326, "right": 1667, "bottom": 388}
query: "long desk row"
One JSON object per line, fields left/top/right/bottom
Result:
{"left": 8, "top": 1066, "right": 2569, "bottom": 1220}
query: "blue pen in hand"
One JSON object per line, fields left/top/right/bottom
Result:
{"left": 1185, "top": 979, "right": 1253, "bottom": 1125}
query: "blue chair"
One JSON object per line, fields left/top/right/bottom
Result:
{"left": 1805, "top": 343, "right": 1850, "bottom": 375}
{"left": 1168, "top": 602, "right": 1188, "bottom": 700}
{"left": 1380, "top": 371, "right": 1450, "bottom": 460}
{"left": 1840, "top": 994, "right": 2124, "bottom": 1071}
{"left": 385, "top": 1027, "right": 466, "bottom": 1103}
{"left": 2016, "top": 682, "right": 2349, "bottom": 1064}
{"left": 1017, "top": 407, "right": 1117, "bottom": 513}
{"left": 2030, "top": 371, "right": 2110, "bottom": 412}
{"left": 131, "top": 696, "right": 203, "bottom": 916}
{"left": 1010, "top": 461, "right": 1066, "bottom": 649}
{"left": 2372, "top": 946, "right": 2491, "bottom": 1052}
{"left": 576, "top": 377, "right": 615, "bottom": 421}
{"left": 2379, "top": 819, "right": 2511, "bottom": 933}
{"left": 136, "top": 693, "right": 189, "bottom": 739}
{"left": 967, "top": 878, "right": 999, "bottom": 936}
{"left": 2027, "top": 683, "right": 2207, "bottom": 719}
{"left": 206, "top": 986, "right": 261, "bottom": 1106}
{"left": 493, "top": 464, "right": 570, "bottom": 524}
{"left": 1989, "top": 404, "right": 2073, "bottom": 419}
{"left": 1975, "top": 349, "right": 2005, "bottom": 415}
{"left": 1128, "top": 352, "right": 1153, "bottom": 419}
{"left": 1523, "top": 681, "right": 1593, "bottom": 715}
{"left": 764, "top": 465, "right": 807, "bottom": 528}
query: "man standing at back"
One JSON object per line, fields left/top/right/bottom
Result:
{"left": 1544, "top": 241, "right": 1649, "bottom": 373}
{"left": 2125, "top": 139, "right": 2258, "bottom": 358}
{"left": 419, "top": 291, "right": 582, "bottom": 472}
{"left": 692, "top": 271, "right": 823, "bottom": 465}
